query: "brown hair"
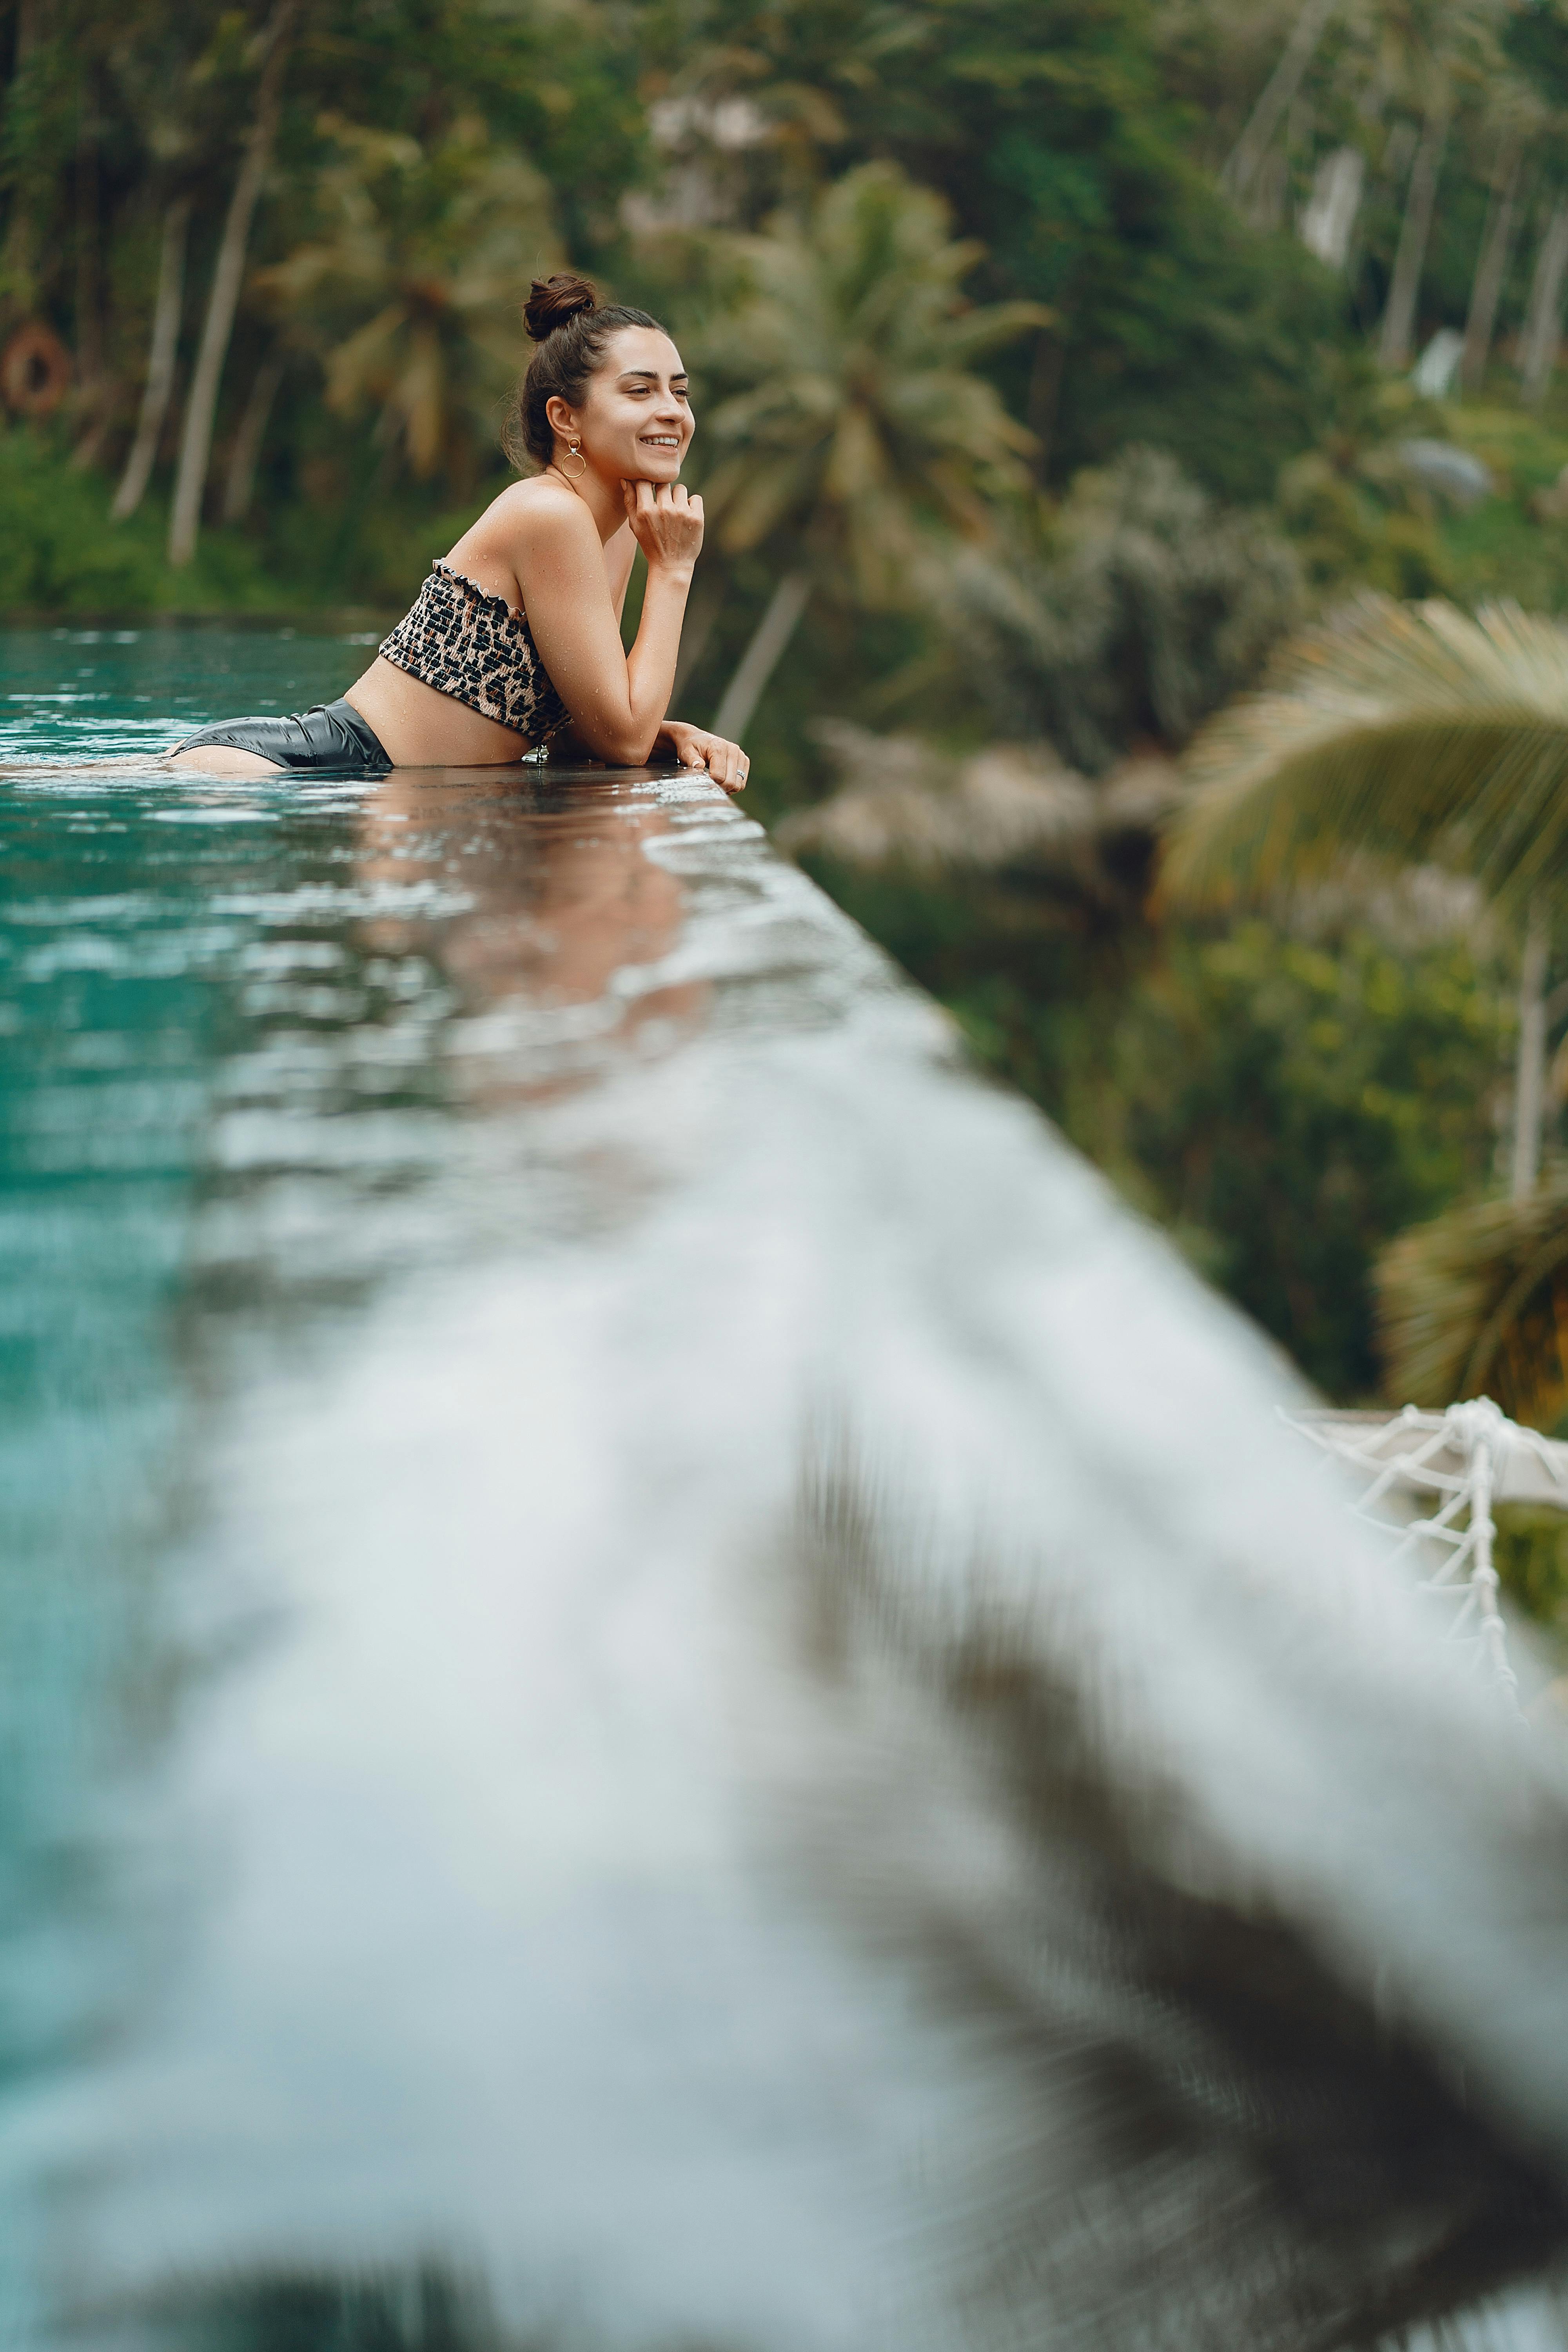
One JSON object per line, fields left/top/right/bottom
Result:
{"left": 503, "top": 272, "right": 666, "bottom": 471}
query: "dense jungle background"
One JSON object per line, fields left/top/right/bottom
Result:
{"left": 8, "top": 0, "right": 1568, "bottom": 1512}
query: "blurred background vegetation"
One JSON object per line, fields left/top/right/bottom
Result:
{"left": 11, "top": 0, "right": 1568, "bottom": 1489}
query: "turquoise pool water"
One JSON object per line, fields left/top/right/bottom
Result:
{"left": 4, "top": 621, "right": 372, "bottom": 758}
{"left": 5, "top": 628, "right": 1568, "bottom": 2352}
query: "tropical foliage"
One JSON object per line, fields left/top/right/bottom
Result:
{"left": 946, "top": 447, "right": 1304, "bottom": 775}
{"left": 1111, "top": 917, "right": 1513, "bottom": 1396}
{"left": 691, "top": 161, "right": 1044, "bottom": 733}
{"left": 260, "top": 115, "right": 557, "bottom": 485}
{"left": 800, "top": 846, "right": 1514, "bottom": 1396}
{"left": 1378, "top": 1174, "right": 1568, "bottom": 1422}
{"left": 697, "top": 164, "right": 1042, "bottom": 599}
{"left": 1161, "top": 588, "right": 1568, "bottom": 1420}
{"left": 1164, "top": 593, "right": 1568, "bottom": 912}
{"left": 779, "top": 724, "right": 1180, "bottom": 915}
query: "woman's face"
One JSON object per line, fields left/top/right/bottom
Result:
{"left": 568, "top": 327, "right": 694, "bottom": 485}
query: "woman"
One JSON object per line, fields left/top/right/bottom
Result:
{"left": 167, "top": 274, "right": 749, "bottom": 793}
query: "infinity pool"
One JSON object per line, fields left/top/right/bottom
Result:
{"left": 5, "top": 626, "right": 1568, "bottom": 2352}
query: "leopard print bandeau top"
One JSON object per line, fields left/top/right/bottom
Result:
{"left": 377, "top": 561, "right": 571, "bottom": 745}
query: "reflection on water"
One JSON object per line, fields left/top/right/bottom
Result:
{"left": 6, "top": 632, "right": 1568, "bottom": 2350}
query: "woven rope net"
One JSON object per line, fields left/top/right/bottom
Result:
{"left": 1280, "top": 1398, "right": 1568, "bottom": 1710}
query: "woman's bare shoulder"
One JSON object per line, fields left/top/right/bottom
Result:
{"left": 472, "top": 476, "right": 593, "bottom": 543}
{"left": 445, "top": 477, "right": 596, "bottom": 588}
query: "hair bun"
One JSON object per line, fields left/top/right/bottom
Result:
{"left": 524, "top": 272, "right": 598, "bottom": 341}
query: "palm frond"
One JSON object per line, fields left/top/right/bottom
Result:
{"left": 1377, "top": 1176, "right": 1568, "bottom": 1430}
{"left": 323, "top": 303, "right": 407, "bottom": 411}
{"left": 936, "top": 300, "right": 1054, "bottom": 363}
{"left": 1164, "top": 595, "right": 1568, "bottom": 912}
{"left": 705, "top": 449, "right": 817, "bottom": 551}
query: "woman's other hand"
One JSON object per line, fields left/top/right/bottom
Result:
{"left": 657, "top": 719, "right": 748, "bottom": 793}
{"left": 622, "top": 479, "right": 704, "bottom": 574}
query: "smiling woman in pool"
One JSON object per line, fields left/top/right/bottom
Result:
{"left": 167, "top": 274, "right": 749, "bottom": 793}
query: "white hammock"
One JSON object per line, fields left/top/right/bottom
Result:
{"left": 1282, "top": 1399, "right": 1568, "bottom": 1708}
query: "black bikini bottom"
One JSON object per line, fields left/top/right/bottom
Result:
{"left": 173, "top": 698, "right": 391, "bottom": 774}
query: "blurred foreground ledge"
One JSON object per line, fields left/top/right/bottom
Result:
{"left": 8, "top": 761, "right": 1568, "bottom": 2352}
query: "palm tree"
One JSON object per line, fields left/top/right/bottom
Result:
{"left": 1163, "top": 596, "right": 1568, "bottom": 917}
{"left": 1521, "top": 193, "right": 1568, "bottom": 406}
{"left": 1164, "top": 592, "right": 1568, "bottom": 1414}
{"left": 1373, "top": 0, "right": 1503, "bottom": 371}
{"left": 1377, "top": 1176, "right": 1568, "bottom": 1426}
{"left": 1220, "top": 0, "right": 1342, "bottom": 218}
{"left": 111, "top": 195, "right": 192, "bottom": 521}
{"left": 260, "top": 114, "right": 557, "bottom": 485}
{"left": 167, "top": 0, "right": 298, "bottom": 566}
{"left": 94, "top": 0, "right": 237, "bottom": 521}
{"left": 693, "top": 163, "right": 1046, "bottom": 743}
{"left": 945, "top": 446, "right": 1302, "bottom": 777}
{"left": 1503, "top": 0, "right": 1568, "bottom": 405}
{"left": 1459, "top": 87, "right": 1535, "bottom": 394}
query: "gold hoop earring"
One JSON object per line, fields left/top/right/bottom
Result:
{"left": 559, "top": 438, "right": 587, "bottom": 481}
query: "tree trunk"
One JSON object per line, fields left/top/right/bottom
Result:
{"left": 1379, "top": 107, "right": 1448, "bottom": 372}
{"left": 1300, "top": 145, "right": 1365, "bottom": 268}
{"left": 1250, "top": 138, "right": 1291, "bottom": 232}
{"left": 167, "top": 0, "right": 297, "bottom": 568}
{"left": 74, "top": 74, "right": 103, "bottom": 397}
{"left": 1521, "top": 198, "right": 1568, "bottom": 407}
{"left": 1512, "top": 900, "right": 1550, "bottom": 1203}
{"left": 1299, "top": 67, "right": 1387, "bottom": 273}
{"left": 68, "top": 65, "right": 114, "bottom": 468}
{"left": 68, "top": 401, "right": 117, "bottom": 473}
{"left": 1223, "top": 0, "right": 1340, "bottom": 204}
{"left": 711, "top": 571, "right": 811, "bottom": 744}
{"left": 1461, "top": 134, "right": 1523, "bottom": 396}
{"left": 111, "top": 197, "right": 191, "bottom": 521}
{"left": 221, "top": 347, "right": 284, "bottom": 522}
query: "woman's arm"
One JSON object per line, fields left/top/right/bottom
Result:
{"left": 538, "top": 525, "right": 639, "bottom": 763}
{"left": 604, "top": 521, "right": 636, "bottom": 625}
{"left": 517, "top": 481, "right": 702, "bottom": 766}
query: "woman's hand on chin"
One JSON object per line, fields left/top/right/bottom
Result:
{"left": 657, "top": 720, "right": 749, "bottom": 793}
{"left": 621, "top": 479, "right": 704, "bottom": 573}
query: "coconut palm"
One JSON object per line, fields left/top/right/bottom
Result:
{"left": 1521, "top": 194, "right": 1568, "bottom": 406}
{"left": 1373, "top": 0, "right": 1505, "bottom": 370}
{"left": 1165, "top": 592, "right": 1568, "bottom": 1412}
{"left": 111, "top": 195, "right": 192, "bottom": 521}
{"left": 1163, "top": 595, "right": 1568, "bottom": 916}
{"left": 167, "top": 0, "right": 298, "bottom": 566}
{"left": 1504, "top": 1, "right": 1568, "bottom": 405}
{"left": 1220, "top": 0, "right": 1342, "bottom": 218}
{"left": 692, "top": 162, "right": 1046, "bottom": 742}
{"left": 1458, "top": 77, "right": 1540, "bottom": 394}
{"left": 1377, "top": 1176, "right": 1568, "bottom": 1425}
{"left": 946, "top": 446, "right": 1302, "bottom": 777}
{"left": 261, "top": 114, "right": 557, "bottom": 485}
